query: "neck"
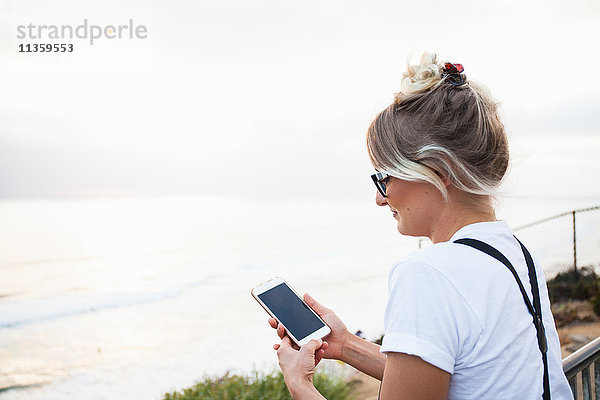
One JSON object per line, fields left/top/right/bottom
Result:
{"left": 428, "top": 195, "right": 497, "bottom": 244}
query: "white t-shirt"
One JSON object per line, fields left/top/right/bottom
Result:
{"left": 380, "top": 221, "right": 573, "bottom": 400}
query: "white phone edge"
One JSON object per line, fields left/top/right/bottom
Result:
{"left": 251, "top": 277, "right": 331, "bottom": 347}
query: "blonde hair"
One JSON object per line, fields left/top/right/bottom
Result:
{"left": 366, "top": 52, "right": 509, "bottom": 202}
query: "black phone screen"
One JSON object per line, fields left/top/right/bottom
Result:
{"left": 258, "top": 283, "right": 325, "bottom": 341}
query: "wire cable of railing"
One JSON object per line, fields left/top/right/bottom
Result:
{"left": 514, "top": 205, "right": 600, "bottom": 231}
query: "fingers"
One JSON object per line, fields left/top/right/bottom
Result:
{"left": 315, "top": 348, "right": 325, "bottom": 365}
{"left": 269, "top": 318, "right": 288, "bottom": 342}
{"left": 276, "top": 327, "right": 300, "bottom": 350}
{"left": 274, "top": 338, "right": 326, "bottom": 354}
{"left": 315, "top": 340, "right": 327, "bottom": 364}
{"left": 300, "top": 339, "right": 323, "bottom": 356}
{"left": 282, "top": 335, "right": 293, "bottom": 345}
{"left": 303, "top": 293, "right": 331, "bottom": 316}
{"left": 269, "top": 319, "right": 285, "bottom": 339}
{"left": 277, "top": 335, "right": 294, "bottom": 353}
{"left": 273, "top": 335, "right": 293, "bottom": 353}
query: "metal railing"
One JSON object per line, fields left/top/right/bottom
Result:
{"left": 514, "top": 206, "right": 600, "bottom": 274}
{"left": 563, "top": 337, "right": 600, "bottom": 399}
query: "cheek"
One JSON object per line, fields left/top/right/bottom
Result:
{"left": 386, "top": 188, "right": 413, "bottom": 211}
{"left": 391, "top": 185, "right": 432, "bottom": 216}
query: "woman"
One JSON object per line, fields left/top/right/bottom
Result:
{"left": 268, "top": 53, "right": 573, "bottom": 399}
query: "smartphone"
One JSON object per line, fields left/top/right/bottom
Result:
{"left": 251, "top": 277, "right": 331, "bottom": 346}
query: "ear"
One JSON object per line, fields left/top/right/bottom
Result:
{"left": 434, "top": 170, "right": 452, "bottom": 187}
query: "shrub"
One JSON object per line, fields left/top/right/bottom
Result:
{"left": 547, "top": 266, "right": 599, "bottom": 304}
{"left": 162, "top": 370, "right": 355, "bottom": 400}
{"left": 592, "top": 296, "right": 600, "bottom": 317}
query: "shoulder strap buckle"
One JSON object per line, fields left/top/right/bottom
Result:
{"left": 535, "top": 315, "right": 548, "bottom": 353}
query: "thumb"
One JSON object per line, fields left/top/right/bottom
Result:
{"left": 304, "top": 293, "right": 330, "bottom": 315}
{"left": 300, "top": 339, "right": 323, "bottom": 355}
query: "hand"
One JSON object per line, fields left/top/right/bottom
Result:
{"left": 274, "top": 336, "right": 325, "bottom": 390}
{"left": 268, "top": 293, "right": 350, "bottom": 362}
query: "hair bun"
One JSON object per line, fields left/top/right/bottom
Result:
{"left": 398, "top": 52, "right": 443, "bottom": 96}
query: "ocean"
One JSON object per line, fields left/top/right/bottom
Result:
{"left": 1, "top": 195, "right": 599, "bottom": 399}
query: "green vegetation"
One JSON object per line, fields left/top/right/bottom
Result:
{"left": 162, "top": 370, "right": 356, "bottom": 400}
{"left": 547, "top": 266, "right": 600, "bottom": 326}
{"left": 547, "top": 266, "right": 600, "bottom": 304}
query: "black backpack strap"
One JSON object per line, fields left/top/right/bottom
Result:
{"left": 454, "top": 237, "right": 550, "bottom": 400}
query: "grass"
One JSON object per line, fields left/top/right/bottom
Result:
{"left": 162, "top": 370, "right": 356, "bottom": 400}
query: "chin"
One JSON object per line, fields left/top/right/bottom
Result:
{"left": 396, "top": 220, "right": 422, "bottom": 238}
{"left": 396, "top": 221, "right": 410, "bottom": 236}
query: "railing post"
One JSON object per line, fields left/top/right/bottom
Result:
{"left": 570, "top": 376, "right": 578, "bottom": 399}
{"left": 572, "top": 210, "right": 577, "bottom": 274}
{"left": 595, "top": 360, "right": 600, "bottom": 399}
{"left": 564, "top": 337, "right": 600, "bottom": 398}
{"left": 583, "top": 368, "right": 591, "bottom": 399}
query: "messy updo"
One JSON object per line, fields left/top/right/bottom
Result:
{"left": 366, "top": 52, "right": 509, "bottom": 202}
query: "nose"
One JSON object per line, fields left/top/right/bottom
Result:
{"left": 375, "top": 190, "right": 387, "bottom": 206}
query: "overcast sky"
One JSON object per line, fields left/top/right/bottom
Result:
{"left": 0, "top": 0, "right": 599, "bottom": 199}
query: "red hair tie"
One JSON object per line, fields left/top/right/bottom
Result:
{"left": 441, "top": 62, "right": 466, "bottom": 86}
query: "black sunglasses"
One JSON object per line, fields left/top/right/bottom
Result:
{"left": 371, "top": 171, "right": 389, "bottom": 197}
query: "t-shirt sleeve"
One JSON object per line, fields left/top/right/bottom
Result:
{"left": 380, "top": 260, "right": 479, "bottom": 374}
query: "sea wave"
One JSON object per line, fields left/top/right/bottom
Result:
{"left": 0, "top": 275, "right": 223, "bottom": 329}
